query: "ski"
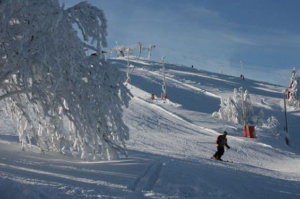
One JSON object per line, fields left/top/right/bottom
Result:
{"left": 222, "top": 160, "right": 233, "bottom": 163}
{"left": 210, "top": 157, "right": 233, "bottom": 163}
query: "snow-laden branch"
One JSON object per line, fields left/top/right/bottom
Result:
{"left": 66, "top": 1, "right": 108, "bottom": 58}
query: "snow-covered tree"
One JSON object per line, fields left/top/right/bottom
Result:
{"left": 263, "top": 116, "right": 280, "bottom": 135}
{"left": 212, "top": 88, "right": 263, "bottom": 125}
{"left": 0, "top": 0, "right": 131, "bottom": 160}
{"left": 288, "top": 68, "right": 300, "bottom": 107}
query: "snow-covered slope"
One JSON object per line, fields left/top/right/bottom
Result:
{"left": 0, "top": 58, "right": 300, "bottom": 199}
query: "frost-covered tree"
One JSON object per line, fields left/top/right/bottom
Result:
{"left": 0, "top": 0, "right": 131, "bottom": 160}
{"left": 212, "top": 88, "right": 263, "bottom": 125}
{"left": 262, "top": 115, "right": 288, "bottom": 141}
{"left": 263, "top": 116, "right": 280, "bottom": 135}
{"left": 288, "top": 68, "right": 300, "bottom": 107}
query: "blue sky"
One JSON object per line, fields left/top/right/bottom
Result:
{"left": 60, "top": 0, "right": 300, "bottom": 85}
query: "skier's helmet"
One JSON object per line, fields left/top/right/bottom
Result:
{"left": 223, "top": 131, "right": 228, "bottom": 135}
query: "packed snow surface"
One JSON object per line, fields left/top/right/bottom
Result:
{"left": 0, "top": 58, "right": 300, "bottom": 199}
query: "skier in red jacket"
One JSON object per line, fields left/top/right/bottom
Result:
{"left": 212, "top": 131, "right": 230, "bottom": 161}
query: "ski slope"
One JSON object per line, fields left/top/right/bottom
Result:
{"left": 0, "top": 57, "right": 300, "bottom": 199}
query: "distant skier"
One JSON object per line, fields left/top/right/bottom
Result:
{"left": 240, "top": 74, "right": 245, "bottom": 80}
{"left": 212, "top": 131, "right": 230, "bottom": 161}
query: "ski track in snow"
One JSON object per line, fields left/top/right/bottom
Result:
{"left": 128, "top": 161, "right": 163, "bottom": 193}
{"left": 0, "top": 162, "right": 125, "bottom": 189}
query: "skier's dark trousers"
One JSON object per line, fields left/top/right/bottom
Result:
{"left": 213, "top": 131, "right": 230, "bottom": 161}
